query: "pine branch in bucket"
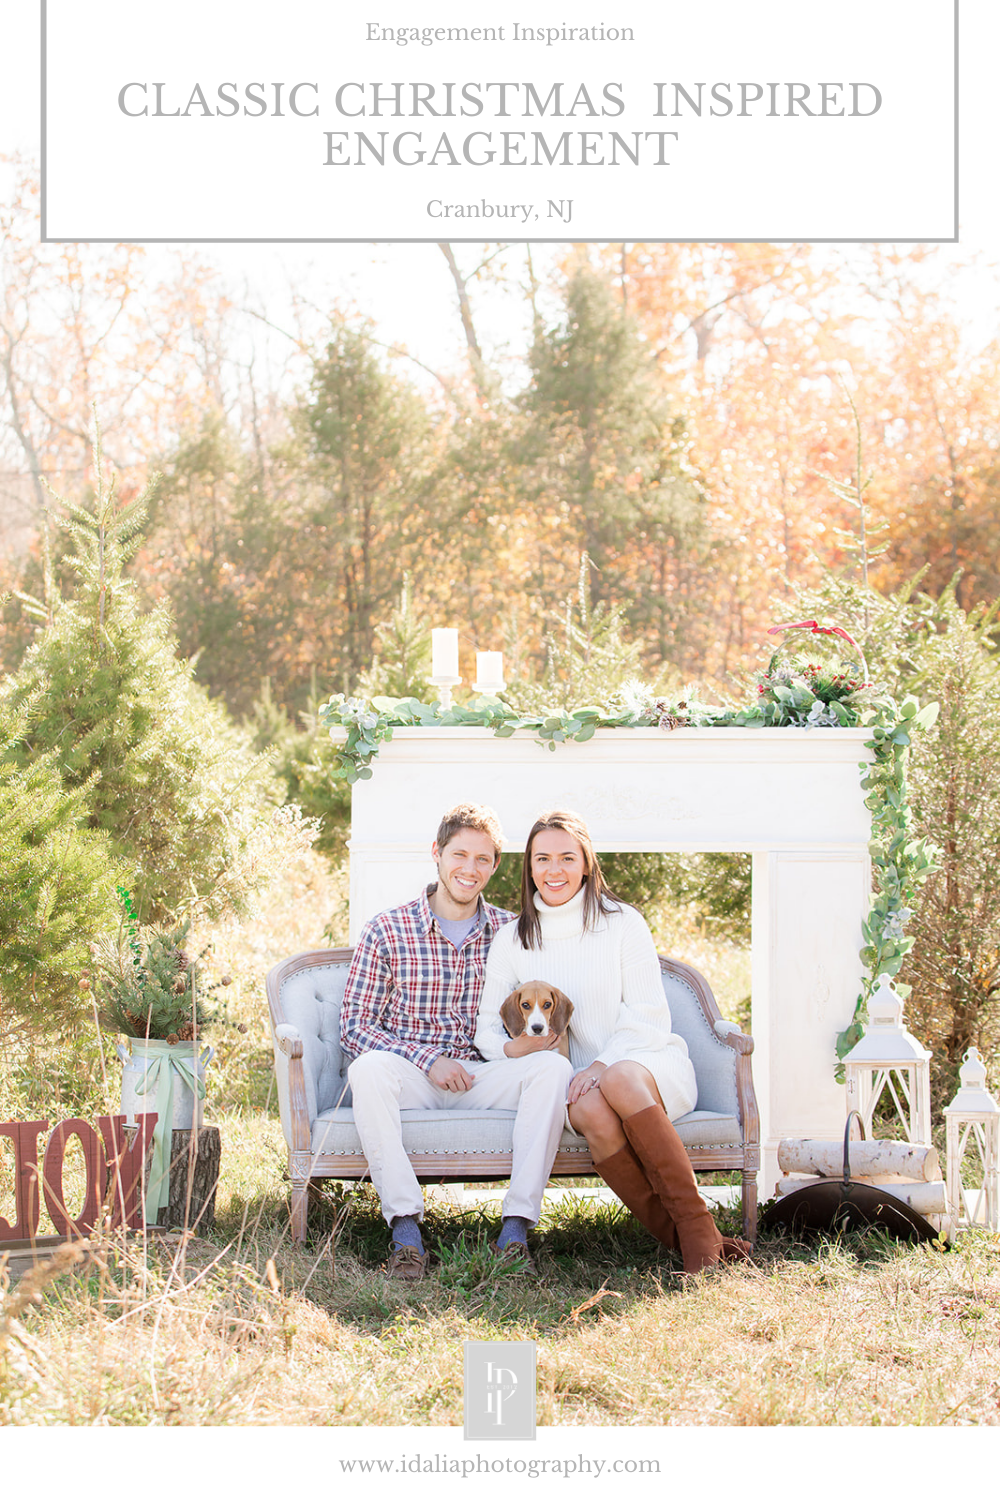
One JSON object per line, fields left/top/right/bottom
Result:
{"left": 81, "top": 890, "right": 245, "bottom": 1042}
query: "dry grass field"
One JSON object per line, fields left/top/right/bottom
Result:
{"left": 3, "top": 848, "right": 999, "bottom": 1427}
{"left": 4, "top": 1172, "right": 1000, "bottom": 1427}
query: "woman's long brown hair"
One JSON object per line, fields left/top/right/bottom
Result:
{"left": 515, "top": 810, "right": 622, "bottom": 950}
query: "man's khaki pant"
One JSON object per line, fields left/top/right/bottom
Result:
{"left": 347, "top": 1050, "right": 574, "bottom": 1226}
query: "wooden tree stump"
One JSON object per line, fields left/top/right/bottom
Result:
{"left": 155, "top": 1127, "right": 221, "bottom": 1230}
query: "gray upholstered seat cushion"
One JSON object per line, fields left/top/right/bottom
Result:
{"left": 274, "top": 956, "right": 746, "bottom": 1154}
{"left": 308, "top": 1106, "right": 742, "bottom": 1157}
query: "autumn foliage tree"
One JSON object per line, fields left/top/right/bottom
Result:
{"left": 595, "top": 241, "right": 1000, "bottom": 680}
{"left": 5, "top": 157, "right": 1000, "bottom": 720}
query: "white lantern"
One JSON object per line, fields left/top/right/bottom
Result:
{"left": 944, "top": 1048, "right": 1000, "bottom": 1231}
{"left": 430, "top": 628, "right": 461, "bottom": 708}
{"left": 843, "top": 975, "right": 932, "bottom": 1145}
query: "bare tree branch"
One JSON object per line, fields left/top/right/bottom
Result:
{"left": 438, "top": 242, "right": 490, "bottom": 405}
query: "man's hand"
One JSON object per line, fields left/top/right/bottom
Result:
{"left": 503, "top": 1032, "right": 563, "bottom": 1058}
{"left": 567, "top": 1060, "right": 607, "bottom": 1106}
{"left": 428, "top": 1056, "right": 475, "bottom": 1092}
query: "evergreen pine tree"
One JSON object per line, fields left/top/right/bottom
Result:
{"left": 518, "top": 264, "right": 705, "bottom": 648}
{"left": 293, "top": 322, "right": 438, "bottom": 688}
{"left": 0, "top": 700, "right": 120, "bottom": 1035}
{"left": 354, "top": 576, "right": 432, "bottom": 701}
{"left": 8, "top": 425, "right": 281, "bottom": 923}
{"left": 248, "top": 674, "right": 351, "bottom": 863}
{"left": 508, "top": 555, "right": 646, "bottom": 713}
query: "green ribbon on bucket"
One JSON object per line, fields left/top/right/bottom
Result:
{"left": 132, "top": 1041, "right": 209, "bottom": 1218}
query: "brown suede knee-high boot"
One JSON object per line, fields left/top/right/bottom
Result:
{"left": 622, "top": 1104, "right": 726, "bottom": 1272}
{"left": 593, "top": 1142, "right": 679, "bottom": 1251}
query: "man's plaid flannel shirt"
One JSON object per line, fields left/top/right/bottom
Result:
{"left": 340, "top": 885, "right": 515, "bottom": 1075}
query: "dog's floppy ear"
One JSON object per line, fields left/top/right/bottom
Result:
{"left": 499, "top": 988, "right": 526, "bottom": 1037}
{"left": 548, "top": 985, "right": 574, "bottom": 1032}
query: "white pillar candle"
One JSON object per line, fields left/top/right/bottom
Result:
{"left": 475, "top": 651, "right": 505, "bottom": 690}
{"left": 431, "top": 628, "right": 459, "bottom": 679}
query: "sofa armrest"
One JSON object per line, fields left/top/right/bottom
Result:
{"left": 712, "top": 1022, "right": 759, "bottom": 1163}
{"left": 272, "top": 1025, "right": 312, "bottom": 1155}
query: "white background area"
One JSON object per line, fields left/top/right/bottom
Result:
{"left": 41, "top": 0, "right": 955, "bottom": 241}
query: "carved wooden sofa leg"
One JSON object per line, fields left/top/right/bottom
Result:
{"left": 742, "top": 1169, "right": 759, "bottom": 1245}
{"left": 290, "top": 1177, "right": 309, "bottom": 1243}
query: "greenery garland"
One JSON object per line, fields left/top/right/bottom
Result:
{"left": 844, "top": 695, "right": 940, "bottom": 1058}
{"left": 319, "top": 644, "right": 941, "bottom": 1065}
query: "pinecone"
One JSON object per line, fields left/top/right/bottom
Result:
{"left": 176, "top": 1022, "right": 196, "bottom": 1041}
{"left": 174, "top": 949, "right": 191, "bottom": 971}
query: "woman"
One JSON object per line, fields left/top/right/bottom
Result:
{"left": 476, "top": 810, "right": 749, "bottom": 1271}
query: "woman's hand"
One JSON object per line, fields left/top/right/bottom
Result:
{"left": 503, "top": 1032, "right": 562, "bottom": 1058}
{"left": 567, "top": 1060, "right": 607, "bottom": 1105}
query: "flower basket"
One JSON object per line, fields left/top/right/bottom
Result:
{"left": 757, "top": 619, "right": 874, "bottom": 727}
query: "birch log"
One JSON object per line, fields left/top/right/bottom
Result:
{"left": 777, "top": 1139, "right": 941, "bottom": 1181}
{"left": 774, "top": 1176, "right": 947, "bottom": 1214}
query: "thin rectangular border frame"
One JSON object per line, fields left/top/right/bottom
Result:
{"left": 39, "top": 0, "right": 960, "bottom": 245}
{"left": 463, "top": 1340, "right": 537, "bottom": 1442}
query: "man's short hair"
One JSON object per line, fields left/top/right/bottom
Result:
{"left": 436, "top": 803, "right": 504, "bottom": 863}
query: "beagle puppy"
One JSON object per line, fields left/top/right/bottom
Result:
{"left": 499, "top": 981, "right": 574, "bottom": 1059}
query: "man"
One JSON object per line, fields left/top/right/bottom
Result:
{"left": 341, "top": 803, "right": 573, "bottom": 1281}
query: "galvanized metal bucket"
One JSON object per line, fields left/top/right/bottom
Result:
{"left": 116, "top": 1039, "right": 214, "bottom": 1130}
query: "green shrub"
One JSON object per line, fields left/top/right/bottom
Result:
{"left": 7, "top": 430, "right": 284, "bottom": 924}
{"left": 0, "top": 701, "right": 120, "bottom": 1035}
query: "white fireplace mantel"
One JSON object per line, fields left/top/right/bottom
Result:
{"left": 348, "top": 725, "right": 874, "bottom": 1191}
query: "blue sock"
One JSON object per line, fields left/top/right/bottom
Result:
{"left": 390, "top": 1215, "right": 424, "bottom": 1252}
{"left": 497, "top": 1215, "right": 531, "bottom": 1249}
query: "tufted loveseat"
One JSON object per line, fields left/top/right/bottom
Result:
{"left": 267, "top": 947, "right": 760, "bottom": 1243}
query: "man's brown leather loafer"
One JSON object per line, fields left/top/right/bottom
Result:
{"left": 386, "top": 1245, "right": 431, "bottom": 1281}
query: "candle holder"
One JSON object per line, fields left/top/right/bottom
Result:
{"left": 431, "top": 628, "right": 461, "bottom": 709}
{"left": 430, "top": 674, "right": 461, "bottom": 710}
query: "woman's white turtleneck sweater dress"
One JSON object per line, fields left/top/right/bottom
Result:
{"left": 475, "top": 888, "right": 698, "bottom": 1121}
